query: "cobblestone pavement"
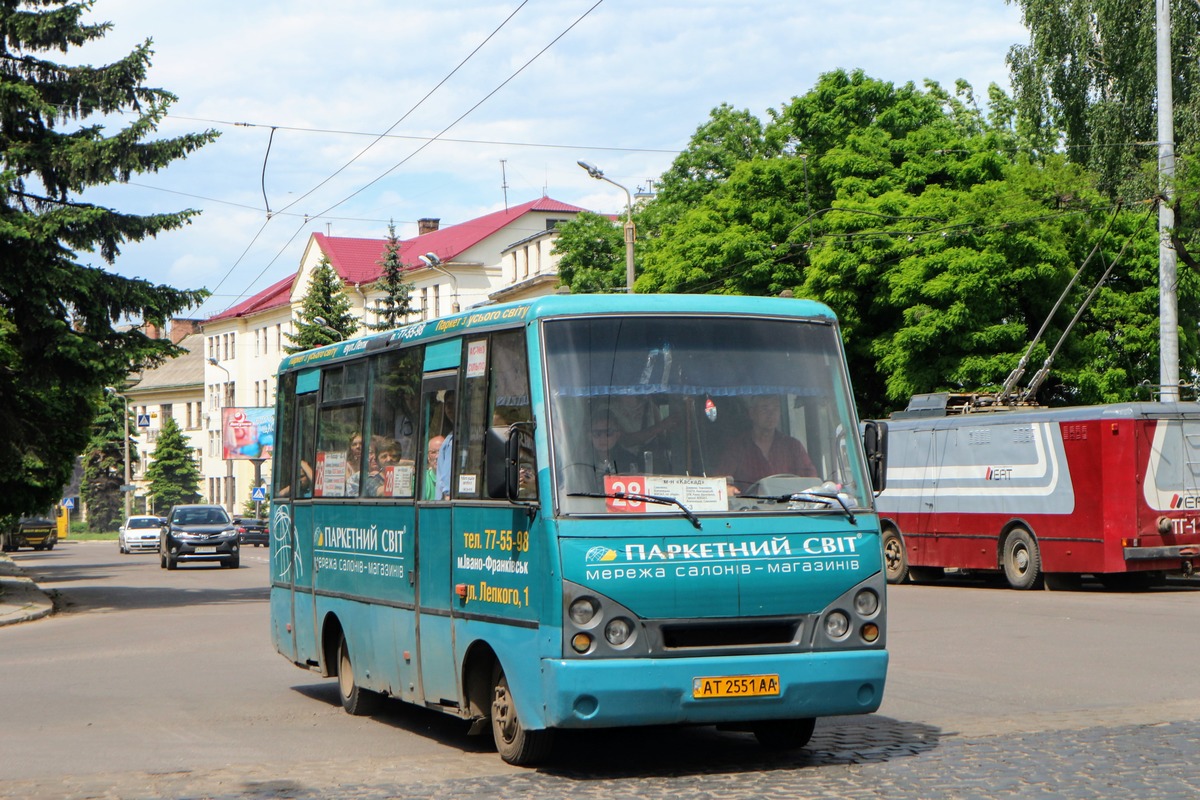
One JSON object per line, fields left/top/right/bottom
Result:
{"left": 7, "top": 714, "right": 1199, "bottom": 800}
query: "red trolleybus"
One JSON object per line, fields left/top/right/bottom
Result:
{"left": 876, "top": 394, "right": 1200, "bottom": 589}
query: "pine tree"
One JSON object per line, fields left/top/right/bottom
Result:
{"left": 145, "top": 417, "right": 201, "bottom": 509}
{"left": 284, "top": 257, "right": 359, "bottom": 353}
{"left": 82, "top": 391, "right": 135, "bottom": 530}
{"left": 0, "top": 0, "right": 215, "bottom": 518}
{"left": 366, "top": 221, "right": 415, "bottom": 331}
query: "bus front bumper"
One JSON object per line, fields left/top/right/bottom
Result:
{"left": 538, "top": 650, "right": 888, "bottom": 730}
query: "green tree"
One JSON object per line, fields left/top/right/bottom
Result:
{"left": 145, "top": 416, "right": 200, "bottom": 509}
{"left": 1006, "top": 0, "right": 1200, "bottom": 198}
{"left": 285, "top": 256, "right": 358, "bottom": 352}
{"left": 552, "top": 211, "right": 629, "bottom": 293}
{"left": 366, "top": 222, "right": 414, "bottom": 331}
{"left": 0, "top": 0, "right": 214, "bottom": 518}
{"left": 626, "top": 69, "right": 1199, "bottom": 417}
{"left": 81, "top": 391, "right": 133, "bottom": 529}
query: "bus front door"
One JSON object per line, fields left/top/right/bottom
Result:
{"left": 414, "top": 372, "right": 460, "bottom": 709}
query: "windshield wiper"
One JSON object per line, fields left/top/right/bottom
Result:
{"left": 567, "top": 491, "right": 702, "bottom": 530}
{"left": 736, "top": 490, "right": 856, "bottom": 525}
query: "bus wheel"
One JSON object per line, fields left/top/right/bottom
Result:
{"left": 337, "top": 636, "right": 381, "bottom": 716}
{"left": 490, "top": 668, "right": 552, "bottom": 765}
{"left": 1002, "top": 527, "right": 1041, "bottom": 590}
{"left": 882, "top": 527, "right": 908, "bottom": 584}
{"left": 753, "top": 718, "right": 816, "bottom": 750}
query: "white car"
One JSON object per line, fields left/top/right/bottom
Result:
{"left": 119, "top": 515, "right": 164, "bottom": 554}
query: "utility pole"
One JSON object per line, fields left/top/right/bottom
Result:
{"left": 1157, "top": 0, "right": 1180, "bottom": 401}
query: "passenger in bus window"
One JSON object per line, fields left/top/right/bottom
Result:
{"left": 423, "top": 435, "right": 444, "bottom": 500}
{"left": 587, "top": 401, "right": 643, "bottom": 486}
{"left": 344, "top": 433, "right": 364, "bottom": 496}
{"left": 720, "top": 394, "right": 817, "bottom": 493}
{"left": 434, "top": 392, "right": 456, "bottom": 499}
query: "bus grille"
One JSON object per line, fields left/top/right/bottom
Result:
{"left": 660, "top": 620, "right": 799, "bottom": 649}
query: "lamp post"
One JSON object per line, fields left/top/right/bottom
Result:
{"left": 208, "top": 358, "right": 234, "bottom": 513}
{"left": 312, "top": 315, "right": 345, "bottom": 342}
{"left": 419, "top": 253, "right": 460, "bottom": 313}
{"left": 578, "top": 160, "right": 635, "bottom": 292}
{"left": 105, "top": 387, "right": 132, "bottom": 521}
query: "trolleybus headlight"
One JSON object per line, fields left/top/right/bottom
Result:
{"left": 569, "top": 597, "right": 598, "bottom": 626}
{"left": 824, "top": 610, "right": 850, "bottom": 639}
{"left": 854, "top": 589, "right": 879, "bottom": 617}
{"left": 604, "top": 617, "right": 632, "bottom": 646}
{"left": 571, "top": 632, "right": 593, "bottom": 653}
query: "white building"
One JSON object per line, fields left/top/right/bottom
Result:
{"left": 197, "top": 196, "right": 586, "bottom": 512}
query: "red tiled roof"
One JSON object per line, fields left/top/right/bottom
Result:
{"left": 207, "top": 273, "right": 294, "bottom": 322}
{"left": 320, "top": 196, "right": 586, "bottom": 284}
{"left": 208, "top": 196, "right": 585, "bottom": 322}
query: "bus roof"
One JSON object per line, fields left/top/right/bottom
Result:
{"left": 276, "top": 293, "right": 838, "bottom": 375}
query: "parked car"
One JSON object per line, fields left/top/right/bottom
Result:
{"left": 159, "top": 504, "right": 240, "bottom": 570}
{"left": 118, "top": 515, "right": 163, "bottom": 553}
{"left": 235, "top": 516, "right": 268, "bottom": 547}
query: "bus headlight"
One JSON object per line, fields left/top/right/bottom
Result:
{"left": 853, "top": 589, "right": 879, "bottom": 617}
{"left": 604, "top": 617, "right": 632, "bottom": 646}
{"left": 824, "top": 610, "right": 850, "bottom": 639}
{"left": 569, "top": 597, "right": 598, "bottom": 626}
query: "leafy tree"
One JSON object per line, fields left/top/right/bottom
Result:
{"left": 552, "top": 211, "right": 629, "bottom": 293}
{"left": 0, "top": 0, "right": 214, "bottom": 518}
{"left": 145, "top": 416, "right": 200, "bottom": 509}
{"left": 366, "top": 221, "right": 414, "bottom": 331}
{"left": 285, "top": 256, "right": 358, "bottom": 352}
{"left": 624, "top": 69, "right": 1200, "bottom": 417}
{"left": 1006, "top": 0, "right": 1200, "bottom": 196}
{"left": 81, "top": 391, "right": 134, "bottom": 530}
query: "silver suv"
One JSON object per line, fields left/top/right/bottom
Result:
{"left": 159, "top": 505, "right": 240, "bottom": 570}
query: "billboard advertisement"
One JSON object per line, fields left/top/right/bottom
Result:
{"left": 221, "top": 407, "right": 275, "bottom": 460}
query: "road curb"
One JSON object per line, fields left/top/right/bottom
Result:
{"left": 0, "top": 552, "right": 54, "bottom": 627}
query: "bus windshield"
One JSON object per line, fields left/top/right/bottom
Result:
{"left": 544, "top": 314, "right": 871, "bottom": 517}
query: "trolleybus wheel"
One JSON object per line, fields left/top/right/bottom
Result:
{"left": 337, "top": 635, "right": 381, "bottom": 716}
{"left": 1002, "top": 527, "right": 1041, "bottom": 590}
{"left": 753, "top": 717, "right": 816, "bottom": 750}
{"left": 882, "top": 527, "right": 908, "bottom": 584}
{"left": 490, "top": 668, "right": 552, "bottom": 765}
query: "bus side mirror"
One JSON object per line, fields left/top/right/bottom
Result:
{"left": 862, "top": 420, "right": 888, "bottom": 493}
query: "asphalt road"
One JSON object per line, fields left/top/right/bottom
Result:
{"left": 3, "top": 541, "right": 1200, "bottom": 799}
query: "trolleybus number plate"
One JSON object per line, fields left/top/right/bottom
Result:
{"left": 692, "top": 674, "right": 780, "bottom": 699}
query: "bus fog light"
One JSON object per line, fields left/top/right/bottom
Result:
{"left": 854, "top": 589, "right": 879, "bottom": 616}
{"left": 569, "top": 597, "right": 598, "bottom": 625}
{"left": 571, "top": 633, "right": 593, "bottom": 653}
{"left": 604, "top": 618, "right": 632, "bottom": 646}
{"left": 824, "top": 611, "right": 850, "bottom": 639}
{"left": 860, "top": 623, "right": 880, "bottom": 643}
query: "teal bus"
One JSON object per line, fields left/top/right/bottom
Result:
{"left": 269, "top": 293, "right": 889, "bottom": 765}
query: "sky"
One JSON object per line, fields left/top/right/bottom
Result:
{"left": 73, "top": 0, "right": 1029, "bottom": 319}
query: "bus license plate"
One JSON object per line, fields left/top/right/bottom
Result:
{"left": 692, "top": 674, "right": 780, "bottom": 699}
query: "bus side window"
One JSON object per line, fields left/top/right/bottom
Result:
{"left": 366, "top": 348, "right": 422, "bottom": 498}
{"left": 274, "top": 372, "right": 298, "bottom": 498}
{"left": 315, "top": 365, "right": 366, "bottom": 498}
{"left": 295, "top": 395, "right": 317, "bottom": 499}
{"left": 455, "top": 338, "right": 491, "bottom": 498}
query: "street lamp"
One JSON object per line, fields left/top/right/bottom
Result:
{"left": 312, "top": 316, "right": 345, "bottom": 342}
{"left": 208, "top": 358, "right": 235, "bottom": 513}
{"left": 578, "top": 160, "right": 636, "bottom": 292}
{"left": 419, "top": 252, "right": 460, "bottom": 313}
{"left": 105, "top": 387, "right": 132, "bottom": 521}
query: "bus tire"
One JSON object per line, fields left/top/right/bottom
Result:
{"left": 491, "top": 668, "right": 552, "bottom": 765}
{"left": 1002, "top": 527, "right": 1041, "bottom": 590}
{"left": 882, "top": 527, "right": 909, "bottom": 584}
{"left": 337, "top": 636, "right": 381, "bottom": 716}
{"left": 753, "top": 717, "right": 816, "bottom": 750}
